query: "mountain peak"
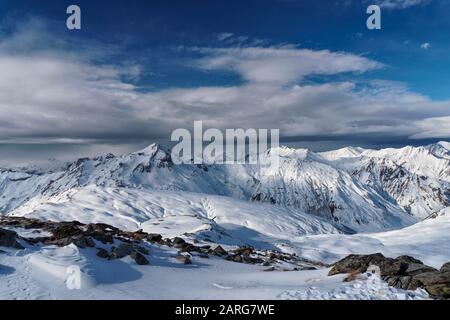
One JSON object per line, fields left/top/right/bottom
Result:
{"left": 435, "top": 141, "right": 450, "bottom": 150}
{"left": 135, "top": 143, "right": 172, "bottom": 156}
{"left": 428, "top": 141, "right": 450, "bottom": 159}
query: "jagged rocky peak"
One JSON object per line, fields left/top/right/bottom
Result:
{"left": 134, "top": 143, "right": 171, "bottom": 156}
{"left": 428, "top": 141, "right": 450, "bottom": 159}
{"left": 319, "top": 146, "right": 366, "bottom": 160}
{"left": 133, "top": 143, "right": 174, "bottom": 165}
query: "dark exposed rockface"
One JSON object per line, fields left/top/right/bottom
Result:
{"left": 0, "top": 228, "right": 24, "bottom": 249}
{"left": 329, "top": 253, "right": 450, "bottom": 300}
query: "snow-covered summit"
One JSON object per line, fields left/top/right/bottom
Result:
{"left": 0, "top": 142, "right": 448, "bottom": 233}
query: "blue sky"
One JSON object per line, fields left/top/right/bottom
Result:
{"left": 0, "top": 0, "right": 449, "bottom": 162}
{"left": 2, "top": 0, "right": 449, "bottom": 97}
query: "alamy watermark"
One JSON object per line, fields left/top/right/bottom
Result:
{"left": 66, "top": 265, "right": 81, "bottom": 290}
{"left": 65, "top": 4, "right": 381, "bottom": 31}
{"left": 66, "top": 5, "right": 81, "bottom": 30}
{"left": 171, "top": 121, "right": 280, "bottom": 170}
{"left": 367, "top": 5, "right": 381, "bottom": 30}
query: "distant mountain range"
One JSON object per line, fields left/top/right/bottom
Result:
{"left": 1, "top": 142, "right": 449, "bottom": 236}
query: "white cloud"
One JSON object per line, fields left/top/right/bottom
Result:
{"left": 215, "top": 33, "right": 234, "bottom": 41}
{"left": 411, "top": 117, "right": 450, "bottom": 139}
{"left": 421, "top": 42, "right": 431, "bottom": 49}
{"left": 376, "top": 0, "right": 431, "bottom": 9}
{"left": 193, "top": 46, "right": 382, "bottom": 84}
{"left": 0, "top": 19, "right": 449, "bottom": 151}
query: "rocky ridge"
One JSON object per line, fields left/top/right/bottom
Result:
{"left": 0, "top": 216, "right": 324, "bottom": 271}
{"left": 329, "top": 253, "right": 450, "bottom": 299}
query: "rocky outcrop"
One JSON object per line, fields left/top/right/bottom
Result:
{"left": 0, "top": 228, "right": 24, "bottom": 249}
{"left": 441, "top": 262, "right": 450, "bottom": 273}
{"left": 212, "top": 245, "right": 227, "bottom": 256}
{"left": 0, "top": 216, "right": 326, "bottom": 271}
{"left": 329, "top": 253, "right": 450, "bottom": 299}
{"left": 175, "top": 255, "right": 192, "bottom": 265}
{"left": 130, "top": 251, "right": 150, "bottom": 265}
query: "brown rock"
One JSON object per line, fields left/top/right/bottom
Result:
{"left": 440, "top": 262, "right": 450, "bottom": 273}
{"left": 111, "top": 243, "right": 134, "bottom": 259}
{"left": 51, "top": 223, "right": 83, "bottom": 239}
{"left": 328, "top": 253, "right": 387, "bottom": 276}
{"left": 226, "top": 254, "right": 243, "bottom": 263}
{"left": 213, "top": 245, "right": 227, "bottom": 256}
{"left": 414, "top": 271, "right": 450, "bottom": 299}
{"left": 130, "top": 251, "right": 150, "bottom": 265}
{"left": 234, "top": 247, "right": 254, "bottom": 256}
{"left": 396, "top": 255, "right": 424, "bottom": 265}
{"left": 147, "top": 233, "right": 163, "bottom": 243}
{"left": 72, "top": 235, "right": 95, "bottom": 248}
{"left": 0, "top": 228, "right": 24, "bottom": 249}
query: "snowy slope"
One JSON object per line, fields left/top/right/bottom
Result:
{"left": 288, "top": 208, "right": 450, "bottom": 269}
{"left": 319, "top": 142, "right": 450, "bottom": 219}
{"left": 9, "top": 186, "right": 340, "bottom": 251}
{"left": 3, "top": 142, "right": 443, "bottom": 233}
{"left": 1, "top": 143, "right": 449, "bottom": 301}
{"left": 0, "top": 240, "right": 430, "bottom": 300}
{"left": 2, "top": 209, "right": 445, "bottom": 300}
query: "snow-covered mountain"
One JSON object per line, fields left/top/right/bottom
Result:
{"left": 1, "top": 142, "right": 449, "bottom": 301}
{"left": 0, "top": 142, "right": 449, "bottom": 235}
{"left": 319, "top": 142, "right": 450, "bottom": 219}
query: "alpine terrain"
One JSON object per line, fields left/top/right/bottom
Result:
{"left": 0, "top": 142, "right": 449, "bottom": 300}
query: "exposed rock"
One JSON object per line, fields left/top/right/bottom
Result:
{"left": 242, "top": 256, "right": 264, "bottom": 264}
{"left": 0, "top": 217, "right": 48, "bottom": 229}
{"left": 136, "top": 246, "right": 150, "bottom": 255}
{"left": 384, "top": 275, "right": 418, "bottom": 291}
{"left": 51, "top": 222, "right": 83, "bottom": 239}
{"left": 226, "top": 254, "right": 243, "bottom": 263}
{"left": 213, "top": 245, "right": 227, "bottom": 256}
{"left": 172, "top": 237, "right": 186, "bottom": 248}
{"left": 87, "top": 223, "right": 119, "bottom": 233}
{"left": 403, "top": 263, "right": 437, "bottom": 276}
{"left": 121, "top": 230, "right": 147, "bottom": 241}
{"left": 72, "top": 235, "right": 96, "bottom": 248}
{"left": 23, "top": 236, "right": 52, "bottom": 245}
{"left": 264, "top": 267, "right": 276, "bottom": 272}
{"left": 1, "top": 217, "right": 327, "bottom": 274}
{"left": 396, "top": 255, "right": 424, "bottom": 265}
{"left": 233, "top": 247, "right": 254, "bottom": 256}
{"left": 441, "top": 262, "right": 450, "bottom": 273}
{"left": 414, "top": 271, "right": 450, "bottom": 299}
{"left": 43, "top": 234, "right": 96, "bottom": 249}
{"left": 328, "top": 253, "right": 387, "bottom": 276}
{"left": 96, "top": 248, "right": 110, "bottom": 259}
{"left": 269, "top": 252, "right": 294, "bottom": 261}
{"left": 130, "top": 251, "right": 150, "bottom": 265}
{"left": 175, "top": 255, "right": 192, "bottom": 265}
{"left": 111, "top": 243, "right": 134, "bottom": 259}
{"left": 147, "top": 233, "right": 162, "bottom": 243}
{"left": 329, "top": 253, "right": 437, "bottom": 278}
{"left": 329, "top": 253, "right": 450, "bottom": 299}
{"left": 85, "top": 224, "right": 114, "bottom": 244}
{"left": 0, "top": 228, "right": 24, "bottom": 249}
{"left": 301, "top": 266, "right": 317, "bottom": 271}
